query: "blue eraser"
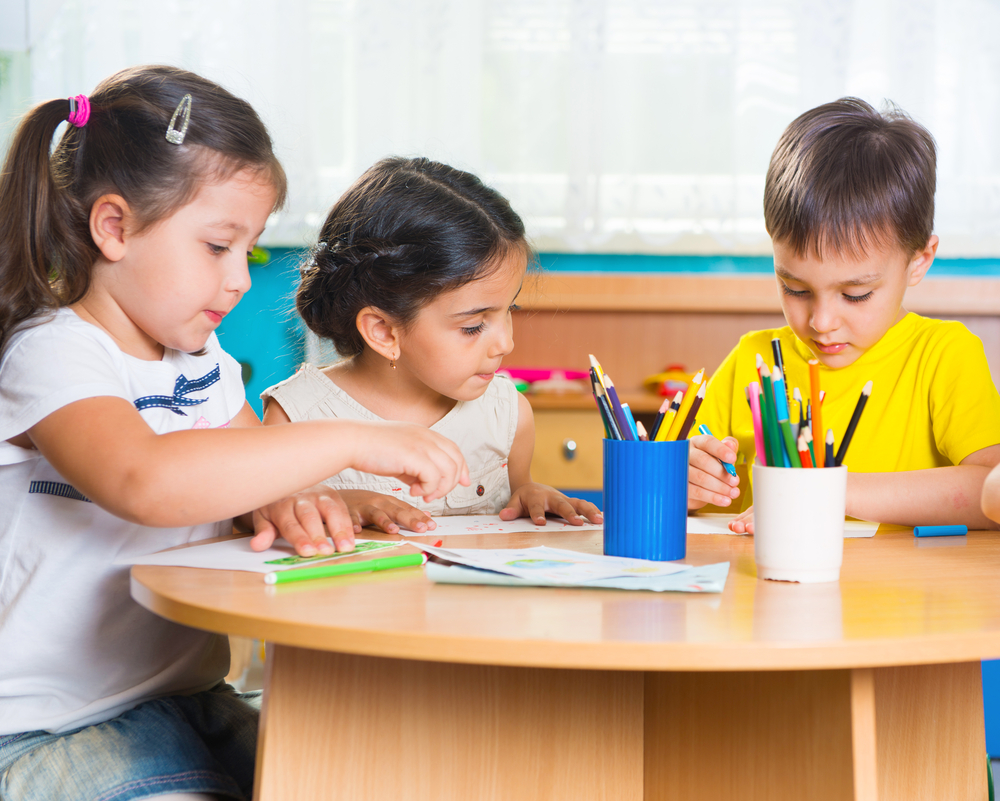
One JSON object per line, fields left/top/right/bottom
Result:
{"left": 913, "top": 525, "right": 967, "bottom": 538}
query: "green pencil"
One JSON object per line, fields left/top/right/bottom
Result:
{"left": 778, "top": 418, "right": 803, "bottom": 468}
{"left": 264, "top": 553, "right": 427, "bottom": 585}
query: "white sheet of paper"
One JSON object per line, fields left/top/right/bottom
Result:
{"left": 421, "top": 515, "right": 604, "bottom": 536}
{"left": 411, "top": 542, "right": 688, "bottom": 583}
{"left": 118, "top": 537, "right": 402, "bottom": 573}
{"left": 686, "top": 514, "right": 878, "bottom": 538}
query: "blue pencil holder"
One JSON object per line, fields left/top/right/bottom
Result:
{"left": 603, "top": 438, "right": 689, "bottom": 561}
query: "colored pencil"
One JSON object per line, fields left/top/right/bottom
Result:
{"left": 771, "top": 338, "right": 790, "bottom": 411}
{"left": 834, "top": 380, "right": 872, "bottom": 467}
{"left": 589, "top": 367, "right": 614, "bottom": 439}
{"left": 797, "top": 432, "right": 814, "bottom": 467}
{"left": 792, "top": 387, "right": 804, "bottom": 438}
{"left": 778, "top": 418, "right": 803, "bottom": 468}
{"left": 636, "top": 420, "right": 649, "bottom": 441}
{"left": 747, "top": 381, "right": 768, "bottom": 466}
{"left": 825, "top": 429, "right": 835, "bottom": 468}
{"left": 698, "top": 423, "right": 738, "bottom": 477}
{"left": 654, "top": 391, "right": 683, "bottom": 442}
{"left": 760, "top": 364, "right": 789, "bottom": 467}
{"left": 621, "top": 402, "right": 640, "bottom": 440}
{"left": 770, "top": 367, "right": 791, "bottom": 422}
{"left": 756, "top": 352, "right": 766, "bottom": 384}
{"left": 675, "top": 381, "right": 706, "bottom": 440}
{"left": 809, "top": 359, "right": 824, "bottom": 467}
{"left": 588, "top": 354, "right": 607, "bottom": 388}
{"left": 648, "top": 396, "right": 671, "bottom": 440}
{"left": 665, "top": 368, "right": 704, "bottom": 440}
{"left": 802, "top": 425, "right": 816, "bottom": 466}
{"left": 602, "top": 374, "right": 635, "bottom": 441}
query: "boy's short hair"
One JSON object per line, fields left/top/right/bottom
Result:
{"left": 764, "top": 97, "right": 936, "bottom": 259}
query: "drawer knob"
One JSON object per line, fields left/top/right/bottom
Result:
{"left": 562, "top": 439, "right": 578, "bottom": 461}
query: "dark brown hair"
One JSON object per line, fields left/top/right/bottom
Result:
{"left": 0, "top": 64, "right": 287, "bottom": 355}
{"left": 297, "top": 156, "right": 529, "bottom": 358}
{"left": 764, "top": 97, "right": 936, "bottom": 260}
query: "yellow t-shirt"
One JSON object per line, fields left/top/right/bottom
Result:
{"left": 699, "top": 313, "right": 1000, "bottom": 508}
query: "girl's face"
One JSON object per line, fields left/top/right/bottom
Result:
{"left": 87, "top": 169, "right": 277, "bottom": 359}
{"left": 395, "top": 250, "right": 526, "bottom": 402}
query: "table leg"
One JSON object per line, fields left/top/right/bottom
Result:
{"left": 253, "top": 645, "right": 644, "bottom": 801}
{"left": 644, "top": 663, "right": 986, "bottom": 801}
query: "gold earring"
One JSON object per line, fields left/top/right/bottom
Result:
{"left": 390, "top": 355, "right": 396, "bottom": 370}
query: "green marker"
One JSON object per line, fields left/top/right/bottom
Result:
{"left": 264, "top": 553, "right": 427, "bottom": 585}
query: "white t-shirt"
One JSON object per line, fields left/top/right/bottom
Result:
{"left": 0, "top": 309, "right": 246, "bottom": 734}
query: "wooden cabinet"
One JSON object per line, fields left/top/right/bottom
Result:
{"left": 531, "top": 408, "right": 606, "bottom": 489}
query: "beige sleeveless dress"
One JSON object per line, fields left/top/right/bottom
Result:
{"left": 261, "top": 364, "right": 519, "bottom": 515}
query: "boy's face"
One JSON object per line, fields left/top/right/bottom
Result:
{"left": 773, "top": 236, "right": 937, "bottom": 369}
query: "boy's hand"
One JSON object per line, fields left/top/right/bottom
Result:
{"left": 500, "top": 483, "right": 604, "bottom": 526}
{"left": 728, "top": 505, "right": 754, "bottom": 534}
{"left": 339, "top": 489, "right": 436, "bottom": 535}
{"left": 347, "top": 422, "right": 470, "bottom": 502}
{"left": 688, "top": 434, "right": 741, "bottom": 510}
{"left": 250, "top": 485, "right": 355, "bottom": 556}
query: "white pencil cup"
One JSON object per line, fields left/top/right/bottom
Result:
{"left": 752, "top": 464, "right": 848, "bottom": 583}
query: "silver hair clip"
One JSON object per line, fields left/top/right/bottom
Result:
{"left": 165, "top": 94, "right": 193, "bottom": 145}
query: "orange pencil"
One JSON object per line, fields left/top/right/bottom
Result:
{"left": 809, "top": 359, "right": 824, "bottom": 467}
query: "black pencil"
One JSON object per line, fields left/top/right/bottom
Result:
{"left": 648, "top": 396, "right": 671, "bottom": 440}
{"left": 675, "top": 382, "right": 707, "bottom": 441}
{"left": 834, "top": 381, "right": 872, "bottom": 467}
{"left": 590, "top": 370, "right": 622, "bottom": 440}
{"left": 825, "top": 429, "right": 835, "bottom": 468}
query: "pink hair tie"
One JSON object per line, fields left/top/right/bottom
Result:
{"left": 67, "top": 94, "right": 90, "bottom": 127}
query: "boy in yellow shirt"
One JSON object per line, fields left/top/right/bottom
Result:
{"left": 691, "top": 98, "right": 1000, "bottom": 533}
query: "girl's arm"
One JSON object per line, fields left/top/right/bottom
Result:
{"left": 260, "top": 398, "right": 437, "bottom": 538}
{"left": 500, "top": 393, "right": 603, "bottom": 525}
{"left": 729, "top": 444, "right": 1000, "bottom": 534}
{"left": 26, "top": 395, "right": 469, "bottom": 531}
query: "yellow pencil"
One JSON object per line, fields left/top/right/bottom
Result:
{"left": 654, "top": 390, "right": 684, "bottom": 441}
{"left": 664, "top": 368, "right": 704, "bottom": 440}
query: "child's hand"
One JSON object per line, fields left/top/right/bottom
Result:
{"left": 339, "top": 489, "right": 436, "bottom": 535}
{"left": 348, "top": 422, "right": 470, "bottom": 502}
{"left": 688, "top": 434, "right": 741, "bottom": 510}
{"left": 728, "top": 505, "right": 754, "bottom": 534}
{"left": 500, "top": 483, "right": 604, "bottom": 526}
{"left": 250, "top": 485, "right": 356, "bottom": 556}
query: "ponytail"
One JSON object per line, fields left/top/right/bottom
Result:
{"left": 0, "top": 99, "right": 95, "bottom": 355}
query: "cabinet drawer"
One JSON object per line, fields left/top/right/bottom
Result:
{"left": 531, "top": 409, "right": 606, "bottom": 490}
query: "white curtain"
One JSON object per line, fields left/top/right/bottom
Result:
{"left": 2, "top": 0, "right": 1000, "bottom": 256}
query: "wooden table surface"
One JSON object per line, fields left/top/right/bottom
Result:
{"left": 131, "top": 528, "right": 1000, "bottom": 672}
{"left": 131, "top": 528, "right": 1000, "bottom": 801}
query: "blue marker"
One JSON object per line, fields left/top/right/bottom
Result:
{"left": 698, "top": 424, "right": 738, "bottom": 477}
{"left": 913, "top": 525, "right": 967, "bottom": 538}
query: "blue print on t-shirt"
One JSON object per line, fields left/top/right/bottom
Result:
{"left": 133, "top": 364, "right": 220, "bottom": 416}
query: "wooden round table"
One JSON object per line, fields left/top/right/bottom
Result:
{"left": 131, "top": 528, "right": 1000, "bottom": 801}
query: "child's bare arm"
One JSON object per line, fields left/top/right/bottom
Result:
{"left": 26, "top": 396, "right": 469, "bottom": 530}
{"left": 501, "top": 393, "right": 602, "bottom": 525}
{"left": 260, "top": 398, "right": 437, "bottom": 538}
{"left": 845, "top": 444, "right": 1000, "bottom": 530}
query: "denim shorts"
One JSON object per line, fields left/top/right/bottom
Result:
{"left": 0, "top": 683, "right": 260, "bottom": 801}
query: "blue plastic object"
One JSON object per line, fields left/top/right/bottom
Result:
{"left": 602, "top": 438, "right": 688, "bottom": 561}
{"left": 913, "top": 525, "right": 968, "bottom": 537}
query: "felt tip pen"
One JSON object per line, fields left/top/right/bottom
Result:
{"left": 264, "top": 553, "right": 427, "bottom": 585}
{"left": 697, "top": 424, "right": 737, "bottom": 477}
{"left": 913, "top": 525, "right": 968, "bottom": 538}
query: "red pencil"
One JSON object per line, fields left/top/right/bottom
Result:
{"left": 797, "top": 431, "right": 814, "bottom": 467}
